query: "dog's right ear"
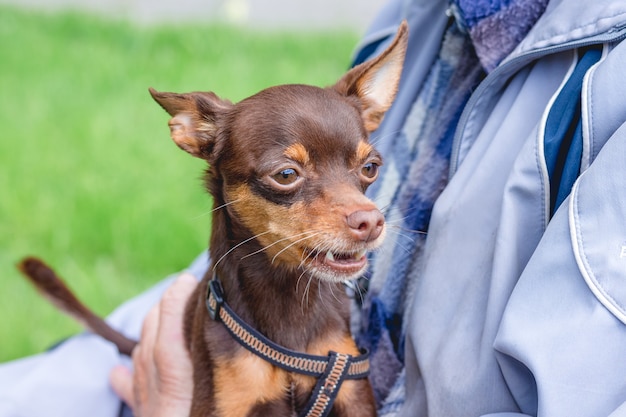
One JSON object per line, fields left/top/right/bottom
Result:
{"left": 149, "top": 88, "right": 232, "bottom": 160}
{"left": 333, "top": 20, "right": 408, "bottom": 133}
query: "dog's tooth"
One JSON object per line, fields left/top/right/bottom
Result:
{"left": 354, "top": 249, "right": 367, "bottom": 259}
{"left": 325, "top": 251, "right": 336, "bottom": 262}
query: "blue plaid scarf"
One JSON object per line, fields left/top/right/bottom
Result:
{"left": 356, "top": 0, "right": 548, "bottom": 413}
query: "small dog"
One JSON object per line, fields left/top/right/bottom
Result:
{"left": 19, "top": 22, "right": 407, "bottom": 417}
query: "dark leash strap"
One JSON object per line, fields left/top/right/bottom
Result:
{"left": 206, "top": 276, "right": 370, "bottom": 417}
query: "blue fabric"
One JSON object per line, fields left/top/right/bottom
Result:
{"left": 543, "top": 47, "right": 602, "bottom": 215}
{"left": 556, "top": 121, "right": 583, "bottom": 209}
{"left": 453, "top": 0, "right": 549, "bottom": 71}
{"left": 456, "top": 0, "right": 516, "bottom": 28}
{"left": 358, "top": 20, "right": 485, "bottom": 407}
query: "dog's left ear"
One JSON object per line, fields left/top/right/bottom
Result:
{"left": 149, "top": 88, "right": 233, "bottom": 161}
{"left": 333, "top": 20, "right": 408, "bottom": 132}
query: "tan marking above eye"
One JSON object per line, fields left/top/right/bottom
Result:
{"left": 356, "top": 141, "right": 374, "bottom": 164}
{"left": 283, "top": 143, "right": 310, "bottom": 166}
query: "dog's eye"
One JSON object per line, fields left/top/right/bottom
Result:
{"left": 272, "top": 168, "right": 299, "bottom": 185}
{"left": 361, "top": 162, "right": 379, "bottom": 180}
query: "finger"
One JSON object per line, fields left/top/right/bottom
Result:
{"left": 156, "top": 273, "right": 198, "bottom": 349}
{"left": 133, "top": 306, "right": 159, "bottom": 408}
{"left": 109, "top": 365, "right": 135, "bottom": 408}
{"left": 160, "top": 273, "right": 198, "bottom": 322}
{"left": 140, "top": 303, "right": 160, "bottom": 352}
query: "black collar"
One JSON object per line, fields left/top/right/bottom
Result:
{"left": 206, "top": 275, "right": 370, "bottom": 417}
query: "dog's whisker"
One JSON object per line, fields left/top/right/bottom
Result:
{"left": 352, "top": 279, "right": 366, "bottom": 305}
{"left": 327, "top": 281, "right": 342, "bottom": 304}
{"left": 299, "top": 270, "right": 311, "bottom": 310}
{"left": 296, "top": 269, "right": 308, "bottom": 297}
{"left": 382, "top": 213, "right": 409, "bottom": 224}
{"left": 317, "top": 281, "right": 329, "bottom": 310}
{"left": 372, "top": 197, "right": 392, "bottom": 209}
{"left": 299, "top": 240, "right": 323, "bottom": 265}
{"left": 388, "top": 224, "right": 428, "bottom": 236}
{"left": 368, "top": 128, "right": 402, "bottom": 148}
{"left": 297, "top": 271, "right": 310, "bottom": 315}
{"left": 385, "top": 228, "right": 418, "bottom": 244}
{"left": 270, "top": 232, "right": 322, "bottom": 265}
{"left": 371, "top": 199, "right": 396, "bottom": 217}
{"left": 383, "top": 215, "right": 429, "bottom": 233}
{"left": 191, "top": 198, "right": 244, "bottom": 220}
{"left": 372, "top": 195, "right": 436, "bottom": 219}
{"left": 375, "top": 231, "right": 414, "bottom": 256}
{"left": 242, "top": 230, "right": 318, "bottom": 261}
{"left": 212, "top": 230, "right": 273, "bottom": 271}
{"left": 369, "top": 190, "right": 390, "bottom": 201}
{"left": 210, "top": 198, "right": 243, "bottom": 214}
{"left": 299, "top": 240, "right": 329, "bottom": 271}
{"left": 303, "top": 273, "right": 315, "bottom": 311}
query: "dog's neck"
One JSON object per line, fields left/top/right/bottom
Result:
{"left": 208, "top": 194, "right": 350, "bottom": 351}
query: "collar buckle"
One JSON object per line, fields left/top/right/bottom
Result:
{"left": 206, "top": 277, "right": 224, "bottom": 321}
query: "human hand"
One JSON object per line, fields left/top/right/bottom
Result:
{"left": 109, "top": 273, "right": 197, "bottom": 417}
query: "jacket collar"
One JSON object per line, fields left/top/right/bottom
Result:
{"left": 506, "top": 0, "right": 626, "bottom": 63}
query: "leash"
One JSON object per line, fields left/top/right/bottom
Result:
{"left": 206, "top": 275, "right": 370, "bottom": 417}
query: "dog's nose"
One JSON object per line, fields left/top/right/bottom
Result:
{"left": 347, "top": 209, "right": 384, "bottom": 242}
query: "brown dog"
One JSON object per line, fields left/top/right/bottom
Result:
{"left": 19, "top": 22, "right": 407, "bottom": 417}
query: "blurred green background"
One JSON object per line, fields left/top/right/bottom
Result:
{"left": 0, "top": 5, "right": 359, "bottom": 361}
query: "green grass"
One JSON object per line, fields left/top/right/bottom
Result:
{"left": 0, "top": 6, "right": 359, "bottom": 362}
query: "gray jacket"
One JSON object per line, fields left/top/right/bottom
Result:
{"left": 360, "top": 0, "right": 626, "bottom": 416}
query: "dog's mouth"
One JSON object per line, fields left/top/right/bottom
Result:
{"left": 305, "top": 248, "right": 368, "bottom": 280}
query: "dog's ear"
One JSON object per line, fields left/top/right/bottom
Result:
{"left": 149, "top": 88, "right": 232, "bottom": 160}
{"left": 333, "top": 20, "right": 408, "bottom": 132}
